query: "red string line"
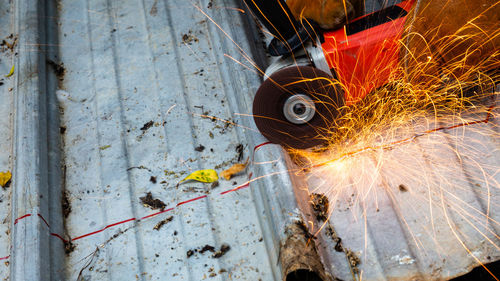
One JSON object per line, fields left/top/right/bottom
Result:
{"left": 14, "top": 214, "right": 31, "bottom": 225}
{"left": 254, "top": 141, "right": 272, "bottom": 152}
{"left": 6, "top": 141, "right": 273, "bottom": 256}
{"left": 220, "top": 172, "right": 253, "bottom": 195}
{"left": 72, "top": 218, "right": 137, "bottom": 241}
{"left": 176, "top": 195, "right": 207, "bottom": 207}
{"left": 38, "top": 213, "right": 50, "bottom": 228}
{"left": 50, "top": 233, "right": 68, "bottom": 244}
{"left": 140, "top": 207, "right": 175, "bottom": 220}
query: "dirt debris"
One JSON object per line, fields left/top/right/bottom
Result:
{"left": 200, "top": 245, "right": 215, "bottom": 254}
{"left": 127, "top": 165, "right": 152, "bottom": 172}
{"left": 295, "top": 220, "right": 316, "bottom": 240}
{"left": 193, "top": 69, "right": 204, "bottom": 76}
{"left": 140, "top": 192, "right": 166, "bottom": 210}
{"left": 398, "top": 184, "right": 408, "bottom": 192}
{"left": 235, "top": 144, "right": 244, "bottom": 162}
{"left": 310, "top": 193, "right": 329, "bottom": 221}
{"left": 0, "top": 34, "right": 17, "bottom": 52}
{"left": 149, "top": 176, "right": 157, "bottom": 184}
{"left": 210, "top": 181, "right": 219, "bottom": 189}
{"left": 325, "top": 224, "right": 361, "bottom": 275}
{"left": 185, "top": 243, "right": 230, "bottom": 259}
{"left": 182, "top": 186, "right": 205, "bottom": 193}
{"left": 153, "top": 216, "right": 173, "bottom": 231}
{"left": 105, "top": 227, "right": 133, "bottom": 245}
{"left": 47, "top": 59, "right": 66, "bottom": 80}
{"left": 65, "top": 240, "right": 76, "bottom": 255}
{"left": 195, "top": 145, "right": 205, "bottom": 152}
{"left": 214, "top": 159, "right": 233, "bottom": 170}
{"left": 182, "top": 31, "right": 199, "bottom": 45}
{"left": 213, "top": 244, "right": 230, "bottom": 258}
{"left": 202, "top": 111, "right": 216, "bottom": 122}
{"left": 325, "top": 225, "right": 343, "bottom": 252}
{"left": 140, "top": 120, "right": 154, "bottom": 131}
{"left": 346, "top": 249, "right": 361, "bottom": 273}
{"left": 164, "top": 169, "right": 186, "bottom": 179}
{"left": 62, "top": 190, "right": 72, "bottom": 218}
{"left": 149, "top": 0, "right": 158, "bottom": 16}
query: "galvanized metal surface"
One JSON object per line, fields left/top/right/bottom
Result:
{"left": 2, "top": 0, "right": 499, "bottom": 280}
{"left": 54, "top": 0, "right": 292, "bottom": 280}
{"left": 0, "top": 1, "right": 14, "bottom": 279}
{"left": 4, "top": 0, "right": 296, "bottom": 280}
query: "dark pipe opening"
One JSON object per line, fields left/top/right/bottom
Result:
{"left": 286, "top": 269, "right": 324, "bottom": 281}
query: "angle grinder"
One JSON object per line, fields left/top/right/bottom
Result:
{"left": 243, "top": 0, "right": 414, "bottom": 149}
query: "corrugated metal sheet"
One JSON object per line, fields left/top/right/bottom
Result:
{"left": 2, "top": 0, "right": 499, "bottom": 280}
{"left": 55, "top": 0, "right": 287, "bottom": 280}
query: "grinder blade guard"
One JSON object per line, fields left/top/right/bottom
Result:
{"left": 243, "top": 0, "right": 341, "bottom": 149}
{"left": 252, "top": 66, "right": 343, "bottom": 149}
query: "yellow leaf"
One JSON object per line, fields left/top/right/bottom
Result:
{"left": 220, "top": 161, "right": 248, "bottom": 180}
{"left": 5, "top": 65, "right": 14, "bottom": 78}
{"left": 179, "top": 169, "right": 218, "bottom": 184}
{"left": 0, "top": 171, "right": 12, "bottom": 188}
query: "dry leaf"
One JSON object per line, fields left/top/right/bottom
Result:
{"left": 179, "top": 169, "right": 218, "bottom": 185}
{"left": 220, "top": 161, "right": 248, "bottom": 180}
{"left": 5, "top": 65, "right": 14, "bottom": 78}
{"left": 0, "top": 171, "right": 12, "bottom": 188}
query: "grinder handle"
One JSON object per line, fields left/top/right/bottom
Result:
{"left": 241, "top": 0, "right": 315, "bottom": 56}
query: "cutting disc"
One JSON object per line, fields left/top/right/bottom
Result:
{"left": 253, "top": 66, "right": 344, "bottom": 149}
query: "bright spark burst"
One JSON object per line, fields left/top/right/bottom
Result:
{"left": 285, "top": 5, "right": 500, "bottom": 280}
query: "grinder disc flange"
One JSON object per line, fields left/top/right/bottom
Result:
{"left": 253, "top": 66, "right": 344, "bottom": 149}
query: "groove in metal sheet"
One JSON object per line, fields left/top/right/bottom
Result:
{"left": 0, "top": 1, "right": 14, "bottom": 279}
